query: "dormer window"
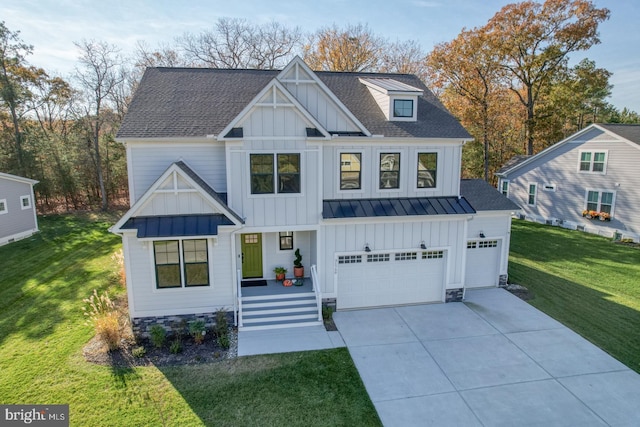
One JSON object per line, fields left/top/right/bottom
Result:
{"left": 393, "top": 100, "right": 413, "bottom": 118}
{"left": 359, "top": 77, "right": 422, "bottom": 122}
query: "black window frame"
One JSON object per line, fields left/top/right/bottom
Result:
{"left": 279, "top": 231, "right": 294, "bottom": 250}
{"left": 277, "top": 153, "right": 301, "bottom": 194}
{"left": 154, "top": 239, "right": 209, "bottom": 289}
{"left": 250, "top": 154, "right": 275, "bottom": 194}
{"left": 393, "top": 99, "right": 413, "bottom": 118}
{"left": 340, "top": 153, "right": 362, "bottom": 190}
{"left": 379, "top": 152, "right": 400, "bottom": 189}
{"left": 417, "top": 152, "right": 437, "bottom": 189}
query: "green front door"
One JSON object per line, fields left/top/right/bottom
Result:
{"left": 241, "top": 233, "right": 263, "bottom": 278}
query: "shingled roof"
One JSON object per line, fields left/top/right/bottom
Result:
{"left": 598, "top": 123, "right": 640, "bottom": 145}
{"left": 118, "top": 66, "right": 470, "bottom": 140}
{"left": 460, "top": 179, "right": 520, "bottom": 212}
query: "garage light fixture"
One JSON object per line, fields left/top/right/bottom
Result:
{"left": 479, "top": 232, "right": 485, "bottom": 238}
{"left": 420, "top": 241, "right": 426, "bottom": 250}
{"left": 364, "top": 243, "right": 371, "bottom": 252}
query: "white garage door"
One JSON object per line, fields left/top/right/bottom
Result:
{"left": 465, "top": 240, "right": 501, "bottom": 288}
{"left": 336, "top": 250, "right": 446, "bottom": 310}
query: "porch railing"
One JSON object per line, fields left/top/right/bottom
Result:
{"left": 310, "top": 264, "right": 322, "bottom": 322}
{"left": 236, "top": 269, "right": 242, "bottom": 328}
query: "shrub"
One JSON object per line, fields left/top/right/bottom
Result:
{"left": 322, "top": 305, "right": 334, "bottom": 322}
{"left": 217, "top": 334, "right": 230, "bottom": 350}
{"left": 189, "top": 320, "right": 206, "bottom": 344}
{"left": 170, "top": 339, "right": 182, "bottom": 354}
{"left": 111, "top": 249, "right": 126, "bottom": 287}
{"left": 214, "top": 309, "right": 228, "bottom": 337}
{"left": 82, "top": 289, "right": 121, "bottom": 351}
{"left": 149, "top": 325, "right": 166, "bottom": 348}
{"left": 132, "top": 346, "right": 146, "bottom": 358}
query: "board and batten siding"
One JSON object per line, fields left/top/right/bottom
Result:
{"left": 127, "top": 142, "right": 227, "bottom": 204}
{"left": 0, "top": 178, "right": 37, "bottom": 243}
{"left": 466, "top": 212, "right": 513, "bottom": 277}
{"left": 322, "top": 140, "right": 461, "bottom": 200}
{"left": 124, "top": 231, "right": 235, "bottom": 318}
{"left": 283, "top": 81, "right": 361, "bottom": 133}
{"left": 505, "top": 129, "right": 640, "bottom": 234}
{"left": 318, "top": 218, "right": 466, "bottom": 296}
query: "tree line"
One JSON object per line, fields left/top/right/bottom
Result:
{"left": 1, "top": 0, "right": 638, "bottom": 212}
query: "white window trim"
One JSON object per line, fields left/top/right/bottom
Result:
{"left": 20, "top": 195, "right": 31, "bottom": 210}
{"left": 578, "top": 149, "right": 608, "bottom": 174}
{"left": 0, "top": 199, "right": 6, "bottom": 214}
{"left": 500, "top": 179, "right": 510, "bottom": 197}
{"left": 376, "top": 149, "right": 404, "bottom": 194}
{"left": 389, "top": 96, "right": 418, "bottom": 122}
{"left": 414, "top": 149, "right": 441, "bottom": 192}
{"left": 150, "top": 239, "right": 212, "bottom": 291}
{"left": 247, "top": 151, "right": 304, "bottom": 199}
{"left": 527, "top": 182, "right": 538, "bottom": 206}
{"left": 584, "top": 188, "right": 616, "bottom": 216}
{"left": 337, "top": 150, "right": 365, "bottom": 194}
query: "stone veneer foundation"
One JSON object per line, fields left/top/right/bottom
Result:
{"left": 131, "top": 311, "right": 234, "bottom": 339}
{"left": 445, "top": 288, "right": 464, "bottom": 302}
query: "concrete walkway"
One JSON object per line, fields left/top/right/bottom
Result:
{"left": 334, "top": 288, "right": 640, "bottom": 427}
{"left": 237, "top": 325, "right": 344, "bottom": 356}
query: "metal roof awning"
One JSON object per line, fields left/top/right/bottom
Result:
{"left": 322, "top": 197, "right": 475, "bottom": 219}
{"left": 121, "top": 214, "right": 235, "bottom": 238}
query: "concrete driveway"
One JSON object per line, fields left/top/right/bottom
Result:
{"left": 333, "top": 288, "right": 640, "bottom": 427}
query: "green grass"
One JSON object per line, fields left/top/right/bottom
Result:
{"left": 509, "top": 220, "right": 640, "bottom": 373}
{"left": 0, "top": 214, "right": 380, "bottom": 426}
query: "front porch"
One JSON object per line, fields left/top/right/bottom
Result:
{"left": 237, "top": 268, "right": 323, "bottom": 331}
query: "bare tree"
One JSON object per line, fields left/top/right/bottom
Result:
{"left": 73, "top": 39, "right": 124, "bottom": 211}
{"left": 379, "top": 39, "right": 427, "bottom": 80}
{"left": 178, "top": 18, "right": 301, "bottom": 69}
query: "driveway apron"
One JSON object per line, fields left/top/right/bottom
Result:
{"left": 333, "top": 288, "right": 640, "bottom": 427}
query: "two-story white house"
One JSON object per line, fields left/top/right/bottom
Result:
{"left": 111, "top": 57, "right": 518, "bottom": 334}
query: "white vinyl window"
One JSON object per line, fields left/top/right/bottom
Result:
{"left": 585, "top": 190, "right": 615, "bottom": 215}
{"left": 579, "top": 151, "right": 607, "bottom": 173}
{"left": 0, "top": 199, "right": 6, "bottom": 214}
{"left": 500, "top": 180, "right": 509, "bottom": 197}
{"left": 21, "top": 195, "right": 31, "bottom": 210}
{"left": 528, "top": 183, "right": 537, "bottom": 206}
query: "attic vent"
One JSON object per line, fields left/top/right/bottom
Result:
{"left": 225, "top": 127, "right": 243, "bottom": 138}
{"left": 306, "top": 128, "right": 324, "bottom": 137}
{"left": 329, "top": 131, "right": 366, "bottom": 137}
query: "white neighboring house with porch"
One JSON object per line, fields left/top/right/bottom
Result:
{"left": 111, "top": 57, "right": 518, "bottom": 333}
{"left": 0, "top": 172, "right": 39, "bottom": 246}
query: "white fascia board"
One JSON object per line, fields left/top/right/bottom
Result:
{"left": 0, "top": 172, "right": 39, "bottom": 185}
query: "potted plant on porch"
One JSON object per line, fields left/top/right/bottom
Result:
{"left": 273, "top": 267, "right": 287, "bottom": 282}
{"left": 293, "top": 249, "right": 304, "bottom": 278}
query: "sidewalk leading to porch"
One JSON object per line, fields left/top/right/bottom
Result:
{"left": 238, "top": 325, "right": 345, "bottom": 356}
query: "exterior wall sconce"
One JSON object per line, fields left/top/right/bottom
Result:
{"left": 479, "top": 232, "right": 485, "bottom": 238}
{"left": 364, "top": 243, "right": 371, "bottom": 252}
{"left": 420, "top": 241, "right": 427, "bottom": 249}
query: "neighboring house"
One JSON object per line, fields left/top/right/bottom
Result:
{"left": 0, "top": 172, "right": 39, "bottom": 246}
{"left": 496, "top": 123, "right": 640, "bottom": 241}
{"left": 111, "top": 57, "right": 518, "bottom": 333}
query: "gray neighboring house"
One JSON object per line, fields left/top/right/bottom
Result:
{"left": 496, "top": 123, "right": 640, "bottom": 241}
{"left": 0, "top": 172, "right": 39, "bottom": 246}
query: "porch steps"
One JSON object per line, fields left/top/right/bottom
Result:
{"left": 240, "top": 292, "right": 322, "bottom": 331}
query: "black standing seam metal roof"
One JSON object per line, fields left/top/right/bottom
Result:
{"left": 120, "top": 214, "right": 234, "bottom": 238}
{"left": 322, "top": 197, "right": 475, "bottom": 219}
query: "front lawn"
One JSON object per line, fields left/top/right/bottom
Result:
{"left": 0, "top": 214, "right": 380, "bottom": 426}
{"left": 509, "top": 220, "right": 640, "bottom": 373}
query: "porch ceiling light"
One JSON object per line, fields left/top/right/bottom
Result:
{"left": 479, "top": 232, "right": 485, "bottom": 238}
{"left": 364, "top": 243, "right": 371, "bottom": 253}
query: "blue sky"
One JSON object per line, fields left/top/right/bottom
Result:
{"left": 4, "top": 0, "right": 639, "bottom": 112}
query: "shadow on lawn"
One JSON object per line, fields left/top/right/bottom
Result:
{"left": 509, "top": 260, "right": 640, "bottom": 374}
{"left": 0, "top": 215, "right": 121, "bottom": 347}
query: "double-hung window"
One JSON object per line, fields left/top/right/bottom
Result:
{"left": 279, "top": 231, "right": 293, "bottom": 250}
{"left": 379, "top": 153, "right": 400, "bottom": 189}
{"left": 340, "top": 153, "right": 362, "bottom": 190}
{"left": 417, "top": 152, "right": 437, "bottom": 188}
{"left": 0, "top": 199, "right": 6, "bottom": 214}
{"left": 21, "top": 195, "right": 31, "bottom": 210}
{"left": 154, "top": 239, "right": 209, "bottom": 288}
{"left": 250, "top": 153, "right": 300, "bottom": 194}
{"left": 579, "top": 151, "right": 607, "bottom": 173}
{"left": 528, "top": 183, "right": 537, "bottom": 206}
{"left": 500, "top": 180, "right": 509, "bottom": 196}
{"left": 586, "top": 190, "right": 615, "bottom": 214}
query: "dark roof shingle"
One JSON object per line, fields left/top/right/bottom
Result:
{"left": 118, "top": 66, "right": 470, "bottom": 140}
{"left": 598, "top": 123, "right": 640, "bottom": 145}
{"left": 460, "top": 179, "right": 520, "bottom": 211}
